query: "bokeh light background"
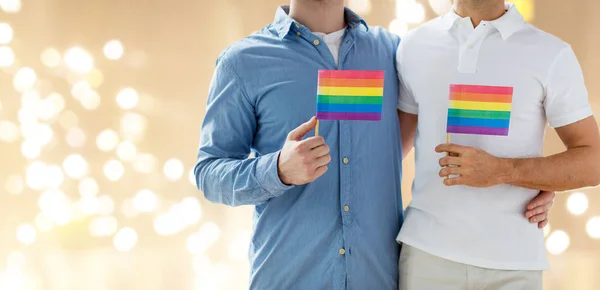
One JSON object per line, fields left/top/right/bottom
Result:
{"left": 0, "top": 0, "right": 599, "bottom": 289}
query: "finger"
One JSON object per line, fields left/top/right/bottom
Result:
{"left": 538, "top": 219, "right": 549, "bottom": 229}
{"left": 443, "top": 176, "right": 464, "bottom": 186}
{"left": 439, "top": 156, "right": 462, "bottom": 167}
{"left": 529, "top": 213, "right": 547, "bottom": 224}
{"left": 310, "top": 144, "right": 330, "bottom": 158}
{"left": 299, "top": 136, "right": 326, "bottom": 151}
{"left": 314, "top": 154, "right": 332, "bottom": 167}
{"left": 526, "top": 191, "right": 555, "bottom": 211}
{"left": 435, "top": 143, "right": 468, "bottom": 155}
{"left": 526, "top": 191, "right": 548, "bottom": 211}
{"left": 287, "top": 117, "right": 317, "bottom": 141}
{"left": 525, "top": 199, "right": 554, "bottom": 218}
{"left": 312, "top": 165, "right": 329, "bottom": 180}
{"left": 439, "top": 167, "right": 463, "bottom": 177}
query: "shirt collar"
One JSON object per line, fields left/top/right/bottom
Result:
{"left": 490, "top": 2, "right": 526, "bottom": 40}
{"left": 272, "top": 5, "right": 368, "bottom": 40}
{"left": 441, "top": 2, "right": 526, "bottom": 40}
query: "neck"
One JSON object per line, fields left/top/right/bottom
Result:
{"left": 453, "top": 0, "right": 506, "bottom": 27}
{"left": 289, "top": 0, "right": 345, "bottom": 34}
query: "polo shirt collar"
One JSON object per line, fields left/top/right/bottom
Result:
{"left": 490, "top": 2, "right": 526, "bottom": 40}
{"left": 441, "top": 2, "right": 526, "bottom": 40}
{"left": 440, "top": 8, "right": 461, "bottom": 30}
{"left": 272, "top": 5, "right": 368, "bottom": 40}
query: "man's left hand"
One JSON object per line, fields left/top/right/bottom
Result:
{"left": 526, "top": 190, "right": 555, "bottom": 228}
{"left": 436, "top": 143, "right": 511, "bottom": 187}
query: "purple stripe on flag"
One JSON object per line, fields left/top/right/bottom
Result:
{"left": 317, "top": 112, "right": 382, "bottom": 121}
{"left": 447, "top": 125, "right": 509, "bottom": 136}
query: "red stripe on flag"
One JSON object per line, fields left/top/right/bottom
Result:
{"left": 318, "top": 78, "right": 384, "bottom": 88}
{"left": 450, "top": 84, "right": 513, "bottom": 95}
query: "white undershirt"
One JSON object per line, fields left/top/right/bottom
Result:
{"left": 313, "top": 27, "right": 346, "bottom": 67}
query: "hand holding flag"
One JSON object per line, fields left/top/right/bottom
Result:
{"left": 277, "top": 117, "right": 332, "bottom": 185}
{"left": 436, "top": 143, "right": 512, "bottom": 187}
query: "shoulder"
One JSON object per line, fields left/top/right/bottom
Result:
{"left": 216, "top": 26, "right": 279, "bottom": 72}
{"left": 511, "top": 24, "right": 571, "bottom": 58}
{"left": 399, "top": 18, "right": 445, "bottom": 50}
{"left": 390, "top": 18, "right": 444, "bottom": 66}
{"left": 361, "top": 26, "right": 401, "bottom": 48}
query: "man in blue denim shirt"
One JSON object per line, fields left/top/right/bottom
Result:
{"left": 194, "top": 1, "right": 553, "bottom": 289}
{"left": 195, "top": 1, "right": 402, "bottom": 288}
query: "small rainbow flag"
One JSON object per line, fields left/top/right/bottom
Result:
{"left": 447, "top": 84, "right": 513, "bottom": 136}
{"left": 316, "top": 70, "right": 384, "bottom": 121}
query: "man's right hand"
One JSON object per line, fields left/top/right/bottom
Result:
{"left": 278, "top": 117, "right": 331, "bottom": 185}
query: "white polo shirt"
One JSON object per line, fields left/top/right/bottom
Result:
{"left": 396, "top": 3, "right": 593, "bottom": 270}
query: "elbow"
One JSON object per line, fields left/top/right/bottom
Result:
{"left": 585, "top": 176, "right": 600, "bottom": 189}
{"left": 193, "top": 163, "right": 204, "bottom": 191}
{"left": 193, "top": 161, "right": 240, "bottom": 206}
{"left": 588, "top": 167, "right": 600, "bottom": 188}
{"left": 193, "top": 162, "right": 216, "bottom": 202}
{"left": 584, "top": 153, "right": 600, "bottom": 188}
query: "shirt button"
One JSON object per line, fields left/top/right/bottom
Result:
{"left": 313, "top": 39, "right": 320, "bottom": 46}
{"left": 344, "top": 205, "right": 349, "bottom": 212}
{"left": 295, "top": 23, "right": 300, "bottom": 29}
{"left": 342, "top": 157, "right": 349, "bottom": 164}
{"left": 297, "top": 32, "right": 301, "bottom": 36}
{"left": 339, "top": 248, "right": 346, "bottom": 255}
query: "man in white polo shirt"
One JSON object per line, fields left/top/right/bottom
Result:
{"left": 396, "top": 1, "right": 600, "bottom": 289}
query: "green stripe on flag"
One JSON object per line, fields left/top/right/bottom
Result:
{"left": 317, "top": 95, "right": 383, "bottom": 105}
{"left": 448, "top": 108, "right": 511, "bottom": 119}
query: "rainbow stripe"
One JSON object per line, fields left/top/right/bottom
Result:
{"left": 316, "top": 70, "right": 384, "bottom": 121}
{"left": 447, "top": 84, "right": 513, "bottom": 136}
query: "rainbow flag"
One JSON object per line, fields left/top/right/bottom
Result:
{"left": 316, "top": 70, "right": 384, "bottom": 121}
{"left": 446, "top": 84, "right": 513, "bottom": 136}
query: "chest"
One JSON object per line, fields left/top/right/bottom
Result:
{"left": 405, "top": 31, "right": 549, "bottom": 156}
{"left": 249, "top": 37, "right": 399, "bottom": 150}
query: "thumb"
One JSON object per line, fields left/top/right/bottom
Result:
{"left": 287, "top": 117, "right": 317, "bottom": 141}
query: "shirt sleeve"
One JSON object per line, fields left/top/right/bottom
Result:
{"left": 194, "top": 55, "right": 293, "bottom": 207}
{"left": 396, "top": 40, "right": 418, "bottom": 114}
{"left": 544, "top": 46, "right": 593, "bottom": 128}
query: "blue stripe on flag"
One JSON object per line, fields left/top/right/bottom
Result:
{"left": 447, "top": 117, "right": 510, "bottom": 128}
{"left": 316, "top": 103, "right": 383, "bottom": 113}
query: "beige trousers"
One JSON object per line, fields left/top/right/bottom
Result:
{"left": 399, "top": 244, "right": 542, "bottom": 290}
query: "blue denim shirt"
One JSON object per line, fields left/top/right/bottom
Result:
{"left": 195, "top": 6, "right": 403, "bottom": 290}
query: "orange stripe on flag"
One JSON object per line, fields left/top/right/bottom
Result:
{"left": 319, "top": 78, "right": 384, "bottom": 88}
{"left": 450, "top": 92, "right": 512, "bottom": 103}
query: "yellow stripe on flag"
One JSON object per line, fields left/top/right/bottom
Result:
{"left": 318, "top": 86, "right": 384, "bottom": 96}
{"left": 449, "top": 100, "right": 512, "bottom": 111}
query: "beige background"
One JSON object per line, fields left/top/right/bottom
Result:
{"left": 0, "top": 0, "right": 598, "bottom": 289}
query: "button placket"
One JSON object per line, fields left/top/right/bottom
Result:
{"left": 457, "top": 24, "right": 488, "bottom": 74}
{"left": 339, "top": 121, "right": 354, "bottom": 227}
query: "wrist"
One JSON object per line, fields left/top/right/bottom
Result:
{"left": 496, "top": 158, "right": 517, "bottom": 184}
{"left": 256, "top": 150, "right": 294, "bottom": 197}
{"left": 276, "top": 152, "right": 292, "bottom": 185}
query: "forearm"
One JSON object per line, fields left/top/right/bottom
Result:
{"left": 502, "top": 146, "right": 600, "bottom": 191}
{"left": 401, "top": 134, "right": 414, "bottom": 159}
{"left": 398, "top": 110, "right": 417, "bottom": 159}
{"left": 194, "top": 151, "right": 292, "bottom": 206}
